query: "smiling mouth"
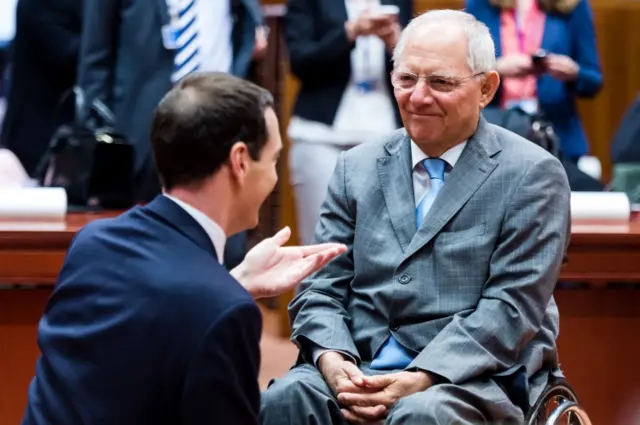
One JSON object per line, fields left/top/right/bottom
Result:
{"left": 412, "top": 113, "right": 441, "bottom": 117}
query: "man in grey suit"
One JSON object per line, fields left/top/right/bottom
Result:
{"left": 78, "top": 0, "right": 267, "bottom": 268}
{"left": 261, "top": 9, "right": 571, "bottom": 425}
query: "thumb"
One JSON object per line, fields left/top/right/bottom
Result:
{"left": 271, "top": 226, "right": 291, "bottom": 247}
{"left": 342, "top": 362, "right": 365, "bottom": 387}
{"left": 361, "top": 374, "right": 394, "bottom": 389}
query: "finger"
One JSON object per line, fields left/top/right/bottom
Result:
{"left": 271, "top": 226, "right": 291, "bottom": 247}
{"left": 286, "top": 248, "right": 345, "bottom": 285}
{"left": 299, "top": 243, "right": 347, "bottom": 256}
{"left": 338, "top": 391, "right": 390, "bottom": 408}
{"left": 314, "top": 249, "right": 345, "bottom": 268}
{"left": 294, "top": 256, "right": 323, "bottom": 280}
{"left": 294, "top": 253, "right": 332, "bottom": 278}
{"left": 335, "top": 378, "right": 363, "bottom": 394}
{"left": 349, "top": 405, "right": 388, "bottom": 421}
{"left": 342, "top": 362, "right": 365, "bottom": 387}
{"left": 341, "top": 408, "right": 368, "bottom": 424}
{"left": 362, "top": 374, "right": 395, "bottom": 389}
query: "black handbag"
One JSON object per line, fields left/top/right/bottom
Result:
{"left": 484, "top": 105, "right": 562, "bottom": 159}
{"left": 36, "top": 86, "right": 135, "bottom": 210}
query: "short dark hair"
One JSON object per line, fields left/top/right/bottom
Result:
{"left": 150, "top": 72, "right": 275, "bottom": 190}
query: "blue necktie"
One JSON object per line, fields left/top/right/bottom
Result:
{"left": 416, "top": 158, "right": 446, "bottom": 228}
{"left": 171, "top": 0, "right": 200, "bottom": 83}
{"left": 371, "top": 158, "right": 447, "bottom": 370}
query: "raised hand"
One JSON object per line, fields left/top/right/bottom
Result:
{"left": 231, "top": 227, "right": 346, "bottom": 299}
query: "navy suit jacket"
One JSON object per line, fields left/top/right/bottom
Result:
{"left": 466, "top": 0, "right": 603, "bottom": 159}
{"left": 22, "top": 196, "right": 262, "bottom": 425}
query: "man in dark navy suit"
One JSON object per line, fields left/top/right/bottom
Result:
{"left": 21, "top": 72, "right": 345, "bottom": 425}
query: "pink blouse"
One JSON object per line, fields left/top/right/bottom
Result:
{"left": 500, "top": 0, "right": 546, "bottom": 107}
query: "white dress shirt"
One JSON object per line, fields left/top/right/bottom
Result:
{"left": 410, "top": 140, "right": 467, "bottom": 206}
{"left": 164, "top": 194, "right": 227, "bottom": 265}
{"left": 197, "top": 0, "right": 233, "bottom": 73}
{"left": 166, "top": 0, "right": 233, "bottom": 74}
{"left": 311, "top": 139, "right": 468, "bottom": 365}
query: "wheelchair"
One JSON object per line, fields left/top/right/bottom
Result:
{"left": 525, "top": 377, "right": 592, "bottom": 425}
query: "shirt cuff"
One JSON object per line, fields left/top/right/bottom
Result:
{"left": 311, "top": 346, "right": 357, "bottom": 366}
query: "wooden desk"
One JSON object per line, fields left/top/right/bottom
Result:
{"left": 0, "top": 212, "right": 118, "bottom": 284}
{"left": 1, "top": 214, "right": 640, "bottom": 425}
{"left": 563, "top": 218, "right": 640, "bottom": 283}
{"left": 0, "top": 212, "right": 118, "bottom": 425}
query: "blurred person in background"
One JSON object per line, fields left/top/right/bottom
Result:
{"left": 78, "top": 0, "right": 269, "bottom": 269}
{"left": 284, "top": 0, "right": 413, "bottom": 245}
{"left": 0, "top": 0, "right": 81, "bottom": 175}
{"left": 466, "top": 0, "right": 602, "bottom": 164}
{"left": 0, "top": 0, "right": 17, "bottom": 132}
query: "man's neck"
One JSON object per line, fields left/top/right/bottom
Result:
{"left": 419, "top": 124, "right": 477, "bottom": 157}
{"left": 165, "top": 183, "right": 234, "bottom": 236}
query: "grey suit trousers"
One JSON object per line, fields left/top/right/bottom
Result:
{"left": 260, "top": 364, "right": 525, "bottom": 425}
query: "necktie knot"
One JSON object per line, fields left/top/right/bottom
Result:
{"left": 422, "top": 158, "right": 446, "bottom": 181}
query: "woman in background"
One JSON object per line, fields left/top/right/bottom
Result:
{"left": 284, "top": 0, "right": 412, "bottom": 245}
{"left": 466, "top": 0, "right": 603, "bottom": 163}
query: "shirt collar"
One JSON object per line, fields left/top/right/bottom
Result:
{"left": 163, "top": 194, "right": 227, "bottom": 265}
{"left": 410, "top": 140, "right": 467, "bottom": 170}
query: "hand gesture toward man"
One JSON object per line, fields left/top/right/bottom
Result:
{"left": 231, "top": 227, "right": 346, "bottom": 299}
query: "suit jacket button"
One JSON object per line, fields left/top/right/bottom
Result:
{"left": 398, "top": 274, "right": 412, "bottom": 284}
{"left": 390, "top": 324, "right": 400, "bottom": 331}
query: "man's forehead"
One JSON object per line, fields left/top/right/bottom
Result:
{"left": 398, "top": 24, "right": 469, "bottom": 73}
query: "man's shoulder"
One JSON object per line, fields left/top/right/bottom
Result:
{"left": 67, "top": 207, "right": 255, "bottom": 326}
{"left": 344, "top": 128, "right": 407, "bottom": 162}
{"left": 488, "top": 122, "right": 562, "bottom": 168}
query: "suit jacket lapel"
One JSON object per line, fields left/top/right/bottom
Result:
{"left": 404, "top": 117, "right": 502, "bottom": 259}
{"left": 378, "top": 131, "right": 416, "bottom": 252}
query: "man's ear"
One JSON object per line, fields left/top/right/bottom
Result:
{"left": 479, "top": 71, "right": 500, "bottom": 108}
{"left": 228, "top": 141, "right": 250, "bottom": 184}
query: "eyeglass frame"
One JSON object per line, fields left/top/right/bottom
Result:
{"left": 390, "top": 70, "right": 487, "bottom": 93}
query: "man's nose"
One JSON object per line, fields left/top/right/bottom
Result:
{"left": 409, "top": 80, "right": 435, "bottom": 105}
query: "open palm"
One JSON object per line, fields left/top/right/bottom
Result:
{"left": 231, "top": 227, "right": 346, "bottom": 299}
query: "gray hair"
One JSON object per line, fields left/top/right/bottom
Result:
{"left": 392, "top": 9, "right": 497, "bottom": 73}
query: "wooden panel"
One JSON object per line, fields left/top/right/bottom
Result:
{"left": 556, "top": 288, "right": 640, "bottom": 425}
{"left": 0, "top": 251, "right": 66, "bottom": 284}
{"left": 0, "top": 288, "right": 52, "bottom": 425}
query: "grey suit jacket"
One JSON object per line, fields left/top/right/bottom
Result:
{"left": 289, "top": 116, "right": 571, "bottom": 406}
{"left": 77, "top": 0, "right": 262, "bottom": 171}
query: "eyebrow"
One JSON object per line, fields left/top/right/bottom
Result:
{"left": 396, "top": 69, "right": 459, "bottom": 79}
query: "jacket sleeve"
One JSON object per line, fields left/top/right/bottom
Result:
{"left": 407, "top": 156, "right": 571, "bottom": 384}
{"left": 289, "top": 152, "right": 360, "bottom": 363}
{"left": 76, "top": 0, "right": 120, "bottom": 108}
{"left": 244, "top": 0, "right": 265, "bottom": 27}
{"left": 567, "top": 0, "right": 603, "bottom": 98}
{"left": 181, "top": 301, "right": 262, "bottom": 425}
{"left": 284, "top": 0, "right": 355, "bottom": 80}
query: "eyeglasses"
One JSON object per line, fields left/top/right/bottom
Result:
{"left": 391, "top": 71, "right": 486, "bottom": 93}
